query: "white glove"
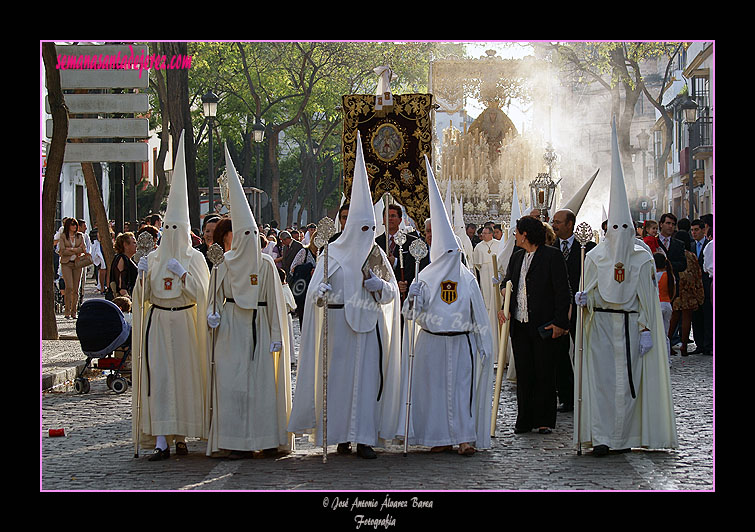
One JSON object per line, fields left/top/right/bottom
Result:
{"left": 166, "top": 258, "right": 187, "bottom": 277}
{"left": 316, "top": 282, "right": 332, "bottom": 299}
{"left": 270, "top": 341, "right": 282, "bottom": 353}
{"left": 574, "top": 291, "right": 587, "bottom": 307}
{"left": 639, "top": 330, "right": 653, "bottom": 357}
{"left": 408, "top": 281, "right": 423, "bottom": 299}
{"left": 207, "top": 312, "right": 221, "bottom": 329}
{"left": 138, "top": 256, "right": 149, "bottom": 274}
{"left": 363, "top": 270, "right": 384, "bottom": 292}
{"left": 408, "top": 281, "right": 424, "bottom": 313}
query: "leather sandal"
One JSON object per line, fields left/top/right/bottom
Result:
{"left": 336, "top": 442, "right": 352, "bottom": 455}
{"left": 148, "top": 447, "right": 170, "bottom": 461}
{"left": 175, "top": 441, "right": 188, "bottom": 455}
{"left": 458, "top": 443, "right": 476, "bottom": 456}
{"left": 356, "top": 444, "right": 377, "bottom": 459}
{"left": 430, "top": 445, "right": 452, "bottom": 453}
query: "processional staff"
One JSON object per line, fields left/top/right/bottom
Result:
{"left": 382, "top": 192, "right": 393, "bottom": 258}
{"left": 573, "top": 222, "right": 593, "bottom": 456}
{"left": 491, "top": 279, "right": 512, "bottom": 438}
{"left": 133, "top": 230, "right": 155, "bottom": 458}
{"left": 315, "top": 216, "right": 336, "bottom": 463}
{"left": 403, "top": 238, "right": 428, "bottom": 457}
{"left": 206, "top": 242, "right": 225, "bottom": 434}
{"left": 394, "top": 229, "right": 407, "bottom": 304}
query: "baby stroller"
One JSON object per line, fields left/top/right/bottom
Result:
{"left": 74, "top": 299, "right": 132, "bottom": 394}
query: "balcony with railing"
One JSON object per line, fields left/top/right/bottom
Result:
{"left": 693, "top": 117, "right": 713, "bottom": 160}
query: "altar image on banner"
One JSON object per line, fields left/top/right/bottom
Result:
{"left": 341, "top": 93, "right": 434, "bottom": 227}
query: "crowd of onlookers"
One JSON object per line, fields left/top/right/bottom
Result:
{"left": 52, "top": 208, "right": 713, "bottom": 364}
{"left": 51, "top": 212, "right": 323, "bottom": 322}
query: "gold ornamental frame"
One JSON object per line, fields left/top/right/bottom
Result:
{"left": 342, "top": 93, "right": 434, "bottom": 227}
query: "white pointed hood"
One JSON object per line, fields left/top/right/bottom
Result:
{"left": 587, "top": 117, "right": 651, "bottom": 304}
{"left": 561, "top": 169, "right": 600, "bottom": 215}
{"left": 374, "top": 196, "right": 385, "bottom": 238}
{"left": 415, "top": 154, "right": 477, "bottom": 333}
{"left": 327, "top": 132, "right": 388, "bottom": 333}
{"left": 223, "top": 143, "right": 262, "bottom": 309}
{"left": 453, "top": 194, "right": 474, "bottom": 270}
{"left": 149, "top": 129, "right": 194, "bottom": 299}
{"left": 495, "top": 182, "right": 522, "bottom": 275}
{"left": 329, "top": 132, "right": 377, "bottom": 269}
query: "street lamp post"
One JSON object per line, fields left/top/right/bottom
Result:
{"left": 202, "top": 91, "right": 219, "bottom": 216}
{"left": 680, "top": 95, "right": 698, "bottom": 220}
{"left": 252, "top": 119, "right": 265, "bottom": 219}
{"left": 636, "top": 129, "right": 649, "bottom": 197}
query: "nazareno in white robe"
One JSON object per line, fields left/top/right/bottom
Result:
{"left": 287, "top": 250, "right": 403, "bottom": 448}
{"left": 205, "top": 253, "right": 293, "bottom": 454}
{"left": 131, "top": 249, "right": 210, "bottom": 449}
{"left": 575, "top": 254, "right": 678, "bottom": 451}
{"left": 397, "top": 270, "right": 494, "bottom": 449}
{"left": 473, "top": 238, "right": 501, "bottom": 362}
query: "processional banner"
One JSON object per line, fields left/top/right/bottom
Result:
{"left": 341, "top": 93, "right": 434, "bottom": 227}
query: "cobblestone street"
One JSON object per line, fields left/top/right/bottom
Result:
{"left": 42, "top": 318, "right": 713, "bottom": 492}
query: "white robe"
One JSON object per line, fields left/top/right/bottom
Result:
{"left": 287, "top": 253, "right": 403, "bottom": 447}
{"left": 282, "top": 283, "right": 297, "bottom": 366}
{"left": 131, "top": 250, "right": 210, "bottom": 450}
{"left": 397, "top": 274, "right": 494, "bottom": 449}
{"left": 575, "top": 257, "right": 678, "bottom": 450}
{"left": 206, "top": 254, "right": 293, "bottom": 454}
{"left": 473, "top": 238, "right": 501, "bottom": 359}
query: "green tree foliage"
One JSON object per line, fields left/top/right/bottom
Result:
{"left": 157, "top": 41, "right": 461, "bottom": 225}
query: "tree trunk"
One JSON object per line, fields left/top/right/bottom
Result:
{"left": 78, "top": 156, "right": 115, "bottom": 277}
{"left": 268, "top": 130, "right": 281, "bottom": 225}
{"left": 163, "top": 42, "right": 199, "bottom": 230}
{"left": 151, "top": 60, "right": 170, "bottom": 215}
{"left": 42, "top": 43, "right": 67, "bottom": 340}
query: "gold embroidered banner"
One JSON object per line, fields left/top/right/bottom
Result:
{"left": 342, "top": 93, "right": 434, "bottom": 227}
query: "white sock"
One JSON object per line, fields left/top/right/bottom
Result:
{"left": 156, "top": 435, "right": 168, "bottom": 451}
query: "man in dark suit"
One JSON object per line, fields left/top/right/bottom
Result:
{"left": 550, "top": 208, "right": 596, "bottom": 413}
{"left": 657, "top": 213, "right": 687, "bottom": 279}
{"left": 375, "top": 204, "right": 419, "bottom": 304}
{"left": 417, "top": 218, "right": 432, "bottom": 273}
{"left": 327, "top": 203, "right": 350, "bottom": 244}
{"left": 690, "top": 218, "right": 712, "bottom": 355}
{"left": 499, "top": 216, "right": 571, "bottom": 434}
{"left": 279, "top": 230, "right": 304, "bottom": 275}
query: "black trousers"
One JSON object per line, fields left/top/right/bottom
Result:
{"left": 691, "top": 298, "right": 713, "bottom": 354}
{"left": 554, "top": 332, "right": 573, "bottom": 408}
{"left": 510, "top": 319, "right": 558, "bottom": 430}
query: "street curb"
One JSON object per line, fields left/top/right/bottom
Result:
{"left": 42, "top": 362, "right": 87, "bottom": 392}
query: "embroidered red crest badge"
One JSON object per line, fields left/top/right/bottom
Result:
{"left": 440, "top": 280, "right": 458, "bottom": 304}
{"left": 614, "top": 262, "right": 625, "bottom": 283}
{"left": 163, "top": 278, "right": 173, "bottom": 290}
{"left": 250, "top": 274, "right": 258, "bottom": 286}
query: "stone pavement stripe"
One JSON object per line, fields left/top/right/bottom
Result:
{"left": 179, "top": 461, "right": 241, "bottom": 490}
{"left": 624, "top": 453, "right": 679, "bottom": 490}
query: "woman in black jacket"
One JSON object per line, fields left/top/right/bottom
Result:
{"left": 499, "top": 216, "right": 571, "bottom": 435}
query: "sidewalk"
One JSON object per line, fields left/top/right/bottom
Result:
{"left": 41, "top": 275, "right": 105, "bottom": 391}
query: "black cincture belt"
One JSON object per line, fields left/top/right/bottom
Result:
{"left": 375, "top": 323, "right": 384, "bottom": 402}
{"left": 326, "top": 303, "right": 344, "bottom": 309}
{"left": 225, "top": 299, "right": 267, "bottom": 306}
{"left": 145, "top": 303, "right": 196, "bottom": 396}
{"left": 423, "top": 330, "right": 470, "bottom": 337}
{"left": 151, "top": 304, "right": 196, "bottom": 312}
{"left": 423, "top": 330, "right": 475, "bottom": 415}
{"left": 595, "top": 308, "right": 638, "bottom": 399}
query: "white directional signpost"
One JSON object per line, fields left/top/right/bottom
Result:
{"left": 45, "top": 43, "right": 151, "bottom": 230}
